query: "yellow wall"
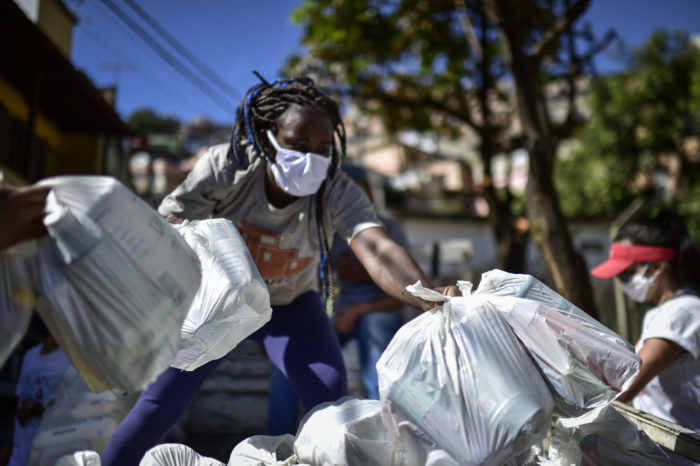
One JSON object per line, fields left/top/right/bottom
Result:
{"left": 0, "top": 77, "right": 29, "bottom": 121}
{"left": 0, "top": 76, "right": 100, "bottom": 177}
{"left": 37, "top": 0, "right": 74, "bottom": 58}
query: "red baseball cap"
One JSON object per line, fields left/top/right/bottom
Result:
{"left": 590, "top": 243, "right": 677, "bottom": 279}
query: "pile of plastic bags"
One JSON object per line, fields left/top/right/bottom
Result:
{"left": 52, "top": 268, "right": 669, "bottom": 465}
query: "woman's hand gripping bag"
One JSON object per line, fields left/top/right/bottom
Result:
{"left": 377, "top": 283, "right": 553, "bottom": 466}
{"left": 171, "top": 219, "right": 271, "bottom": 371}
{"left": 474, "top": 270, "right": 641, "bottom": 417}
{"left": 30, "top": 176, "right": 201, "bottom": 392}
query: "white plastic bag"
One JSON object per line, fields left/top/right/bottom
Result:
{"left": 31, "top": 176, "right": 201, "bottom": 392}
{"left": 28, "top": 367, "right": 138, "bottom": 465}
{"left": 229, "top": 435, "right": 299, "bottom": 465}
{"left": 377, "top": 283, "right": 554, "bottom": 466}
{"left": 474, "top": 270, "right": 640, "bottom": 416}
{"left": 294, "top": 398, "right": 402, "bottom": 466}
{"left": 475, "top": 269, "right": 632, "bottom": 350}
{"left": 0, "top": 243, "right": 35, "bottom": 366}
{"left": 547, "top": 405, "right": 674, "bottom": 465}
{"left": 55, "top": 451, "right": 101, "bottom": 466}
{"left": 139, "top": 444, "right": 224, "bottom": 466}
{"left": 171, "top": 219, "right": 271, "bottom": 371}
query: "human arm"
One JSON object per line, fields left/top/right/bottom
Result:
{"left": 333, "top": 295, "right": 404, "bottom": 333}
{"left": 349, "top": 226, "right": 458, "bottom": 311}
{"left": 616, "top": 337, "right": 685, "bottom": 403}
{"left": 157, "top": 146, "right": 228, "bottom": 222}
{"left": 0, "top": 181, "right": 50, "bottom": 250}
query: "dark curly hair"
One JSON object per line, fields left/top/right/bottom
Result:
{"left": 616, "top": 209, "right": 700, "bottom": 293}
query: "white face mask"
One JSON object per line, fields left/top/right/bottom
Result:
{"left": 266, "top": 130, "right": 331, "bottom": 197}
{"left": 619, "top": 265, "right": 658, "bottom": 303}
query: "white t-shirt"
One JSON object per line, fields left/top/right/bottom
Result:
{"left": 8, "top": 344, "right": 71, "bottom": 466}
{"left": 633, "top": 293, "right": 700, "bottom": 432}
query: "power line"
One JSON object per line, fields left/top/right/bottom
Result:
{"left": 98, "top": 0, "right": 236, "bottom": 117}
{"left": 76, "top": 24, "right": 208, "bottom": 115}
{"left": 121, "top": 0, "right": 241, "bottom": 100}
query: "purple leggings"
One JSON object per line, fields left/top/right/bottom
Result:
{"left": 101, "top": 291, "right": 347, "bottom": 466}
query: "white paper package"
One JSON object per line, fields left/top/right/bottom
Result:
{"left": 171, "top": 219, "right": 272, "bottom": 371}
{"left": 377, "top": 284, "right": 554, "bottom": 466}
{"left": 31, "top": 176, "right": 202, "bottom": 392}
{"left": 474, "top": 270, "right": 641, "bottom": 416}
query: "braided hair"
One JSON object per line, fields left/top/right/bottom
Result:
{"left": 229, "top": 75, "right": 345, "bottom": 308}
{"left": 229, "top": 76, "right": 346, "bottom": 171}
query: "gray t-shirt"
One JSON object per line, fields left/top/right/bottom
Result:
{"left": 158, "top": 143, "right": 382, "bottom": 305}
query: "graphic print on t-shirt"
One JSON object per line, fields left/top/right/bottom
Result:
{"left": 236, "top": 223, "right": 313, "bottom": 278}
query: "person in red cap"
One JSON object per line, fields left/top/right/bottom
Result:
{"left": 591, "top": 210, "right": 700, "bottom": 439}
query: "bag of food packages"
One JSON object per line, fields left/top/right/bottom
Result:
{"left": 28, "top": 367, "right": 139, "bottom": 465}
{"left": 171, "top": 219, "right": 271, "bottom": 371}
{"left": 0, "top": 243, "right": 35, "bottom": 366}
{"left": 474, "top": 270, "right": 640, "bottom": 416}
{"left": 377, "top": 283, "right": 554, "bottom": 465}
{"left": 546, "top": 405, "right": 675, "bottom": 465}
{"left": 31, "top": 176, "right": 202, "bottom": 392}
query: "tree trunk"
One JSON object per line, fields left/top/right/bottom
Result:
{"left": 480, "top": 144, "right": 528, "bottom": 273}
{"left": 486, "top": 0, "right": 599, "bottom": 318}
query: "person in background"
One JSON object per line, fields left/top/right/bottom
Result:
{"left": 0, "top": 179, "right": 49, "bottom": 251}
{"left": 330, "top": 164, "right": 406, "bottom": 400}
{"left": 0, "top": 316, "right": 71, "bottom": 466}
{"left": 590, "top": 210, "right": 700, "bottom": 437}
{"left": 101, "top": 75, "right": 457, "bottom": 465}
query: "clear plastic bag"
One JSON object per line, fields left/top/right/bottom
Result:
{"left": 171, "top": 219, "right": 271, "bottom": 371}
{"left": 0, "top": 242, "right": 35, "bottom": 366}
{"left": 377, "top": 284, "right": 554, "bottom": 466}
{"left": 546, "top": 405, "right": 675, "bottom": 465}
{"left": 294, "top": 398, "right": 401, "bottom": 466}
{"left": 31, "top": 176, "right": 202, "bottom": 392}
{"left": 28, "top": 367, "right": 138, "bottom": 465}
{"left": 474, "top": 270, "right": 641, "bottom": 416}
{"left": 229, "top": 435, "right": 299, "bottom": 465}
{"left": 140, "top": 444, "right": 224, "bottom": 466}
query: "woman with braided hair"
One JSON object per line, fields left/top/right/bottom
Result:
{"left": 100, "top": 76, "right": 457, "bottom": 465}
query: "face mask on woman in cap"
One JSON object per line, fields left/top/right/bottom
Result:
{"left": 617, "top": 264, "right": 659, "bottom": 303}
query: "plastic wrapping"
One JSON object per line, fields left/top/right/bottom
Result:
{"left": 294, "top": 398, "right": 402, "bottom": 466}
{"left": 0, "top": 243, "right": 35, "bottom": 366}
{"left": 31, "top": 176, "right": 202, "bottom": 392}
{"left": 171, "top": 219, "right": 271, "bottom": 371}
{"left": 475, "top": 269, "right": 632, "bottom": 350}
{"left": 546, "top": 405, "right": 675, "bottom": 465}
{"left": 27, "top": 367, "right": 138, "bottom": 465}
{"left": 474, "top": 270, "right": 641, "bottom": 416}
{"left": 54, "top": 451, "right": 101, "bottom": 466}
{"left": 139, "top": 444, "right": 224, "bottom": 466}
{"left": 377, "top": 283, "right": 554, "bottom": 466}
{"left": 229, "top": 435, "right": 299, "bottom": 465}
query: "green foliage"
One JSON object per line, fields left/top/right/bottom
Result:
{"left": 286, "top": 0, "right": 507, "bottom": 135}
{"left": 126, "top": 108, "right": 180, "bottom": 135}
{"left": 557, "top": 29, "right": 700, "bottom": 234}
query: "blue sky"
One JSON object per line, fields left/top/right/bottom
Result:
{"left": 68, "top": 0, "right": 700, "bottom": 126}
